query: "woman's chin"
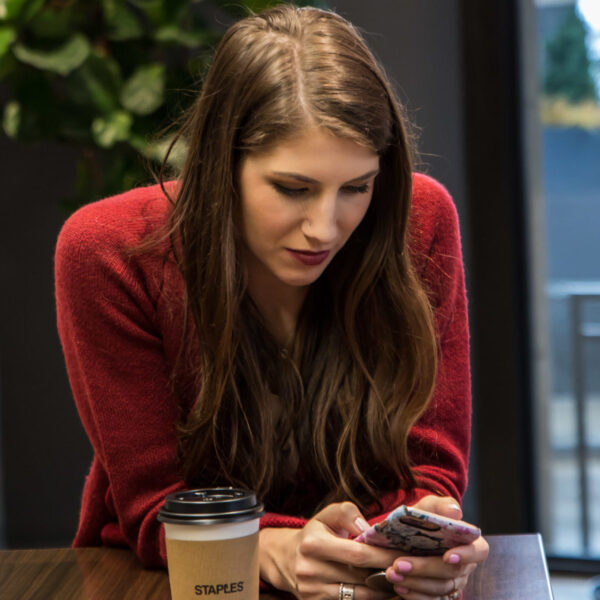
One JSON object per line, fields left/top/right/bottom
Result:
{"left": 279, "top": 269, "right": 327, "bottom": 289}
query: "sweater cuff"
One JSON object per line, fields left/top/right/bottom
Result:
{"left": 260, "top": 512, "right": 308, "bottom": 530}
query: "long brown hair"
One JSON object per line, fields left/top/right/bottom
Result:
{"left": 162, "top": 5, "right": 437, "bottom": 516}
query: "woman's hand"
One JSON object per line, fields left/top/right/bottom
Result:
{"left": 259, "top": 502, "right": 400, "bottom": 599}
{"left": 385, "top": 495, "right": 489, "bottom": 599}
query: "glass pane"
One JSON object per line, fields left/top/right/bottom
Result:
{"left": 590, "top": 459, "right": 600, "bottom": 555}
{"left": 536, "top": 0, "right": 600, "bottom": 559}
{"left": 549, "top": 455, "right": 582, "bottom": 554}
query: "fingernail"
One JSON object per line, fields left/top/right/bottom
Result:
{"left": 354, "top": 517, "right": 369, "bottom": 532}
{"left": 448, "top": 553, "right": 461, "bottom": 564}
{"left": 449, "top": 503, "right": 461, "bottom": 512}
{"left": 387, "top": 571, "right": 404, "bottom": 583}
{"left": 394, "top": 585, "right": 410, "bottom": 595}
{"left": 394, "top": 560, "right": 413, "bottom": 573}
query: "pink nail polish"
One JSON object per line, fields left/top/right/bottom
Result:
{"left": 387, "top": 571, "right": 404, "bottom": 584}
{"left": 394, "top": 585, "right": 410, "bottom": 595}
{"left": 394, "top": 560, "right": 413, "bottom": 573}
{"left": 448, "top": 553, "right": 460, "bottom": 564}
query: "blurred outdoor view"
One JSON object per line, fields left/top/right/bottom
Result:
{"left": 536, "top": 0, "right": 600, "bottom": 558}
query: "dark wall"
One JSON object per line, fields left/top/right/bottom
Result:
{"left": 331, "top": 0, "right": 467, "bottom": 236}
{"left": 0, "top": 139, "right": 92, "bottom": 547}
{"left": 460, "top": 0, "right": 533, "bottom": 534}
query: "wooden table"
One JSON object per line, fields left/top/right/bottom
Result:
{"left": 0, "top": 534, "right": 553, "bottom": 599}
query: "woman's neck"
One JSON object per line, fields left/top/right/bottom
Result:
{"left": 246, "top": 277, "right": 307, "bottom": 349}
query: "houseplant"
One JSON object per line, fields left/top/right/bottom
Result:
{"left": 0, "top": 0, "right": 323, "bottom": 208}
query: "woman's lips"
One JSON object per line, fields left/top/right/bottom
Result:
{"left": 286, "top": 249, "right": 331, "bottom": 266}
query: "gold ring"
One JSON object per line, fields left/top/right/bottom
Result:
{"left": 338, "top": 582, "right": 355, "bottom": 600}
{"left": 447, "top": 578, "right": 460, "bottom": 600}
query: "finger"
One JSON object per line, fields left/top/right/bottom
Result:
{"left": 391, "top": 534, "right": 488, "bottom": 579}
{"left": 314, "top": 501, "right": 372, "bottom": 537}
{"left": 298, "top": 581, "right": 391, "bottom": 600}
{"left": 389, "top": 573, "right": 469, "bottom": 598}
{"left": 411, "top": 495, "right": 463, "bottom": 519}
{"left": 296, "top": 555, "right": 373, "bottom": 586}
{"left": 322, "top": 583, "right": 391, "bottom": 600}
{"left": 389, "top": 556, "right": 472, "bottom": 581}
{"left": 392, "top": 587, "right": 456, "bottom": 600}
{"left": 443, "top": 535, "right": 489, "bottom": 566}
{"left": 300, "top": 530, "right": 400, "bottom": 570}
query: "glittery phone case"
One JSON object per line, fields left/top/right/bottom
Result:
{"left": 355, "top": 505, "right": 481, "bottom": 556}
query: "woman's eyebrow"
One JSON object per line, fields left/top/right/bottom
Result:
{"left": 271, "top": 169, "right": 380, "bottom": 184}
{"left": 344, "top": 169, "right": 380, "bottom": 183}
{"left": 271, "top": 172, "right": 317, "bottom": 183}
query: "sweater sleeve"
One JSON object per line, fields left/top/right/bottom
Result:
{"left": 56, "top": 196, "right": 308, "bottom": 567}
{"left": 55, "top": 200, "right": 185, "bottom": 567}
{"left": 408, "top": 187, "right": 471, "bottom": 504}
{"left": 365, "top": 177, "right": 471, "bottom": 522}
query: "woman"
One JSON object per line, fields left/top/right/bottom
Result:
{"left": 55, "top": 5, "right": 488, "bottom": 599}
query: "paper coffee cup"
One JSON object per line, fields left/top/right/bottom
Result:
{"left": 158, "top": 488, "right": 264, "bottom": 600}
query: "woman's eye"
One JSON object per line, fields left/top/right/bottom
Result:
{"left": 272, "top": 182, "right": 309, "bottom": 197}
{"left": 342, "top": 183, "right": 370, "bottom": 194}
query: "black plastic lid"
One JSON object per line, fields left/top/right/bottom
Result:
{"left": 157, "top": 488, "right": 264, "bottom": 525}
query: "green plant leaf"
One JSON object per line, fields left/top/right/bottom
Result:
{"left": 134, "top": 133, "right": 188, "bottom": 167}
{"left": 129, "top": 0, "right": 162, "bottom": 27}
{"left": 27, "top": 4, "right": 76, "bottom": 38}
{"left": 120, "top": 63, "right": 165, "bottom": 115}
{"left": 2, "top": 99, "right": 20, "bottom": 137}
{"left": 237, "top": 0, "right": 280, "bottom": 13}
{"left": 154, "top": 24, "right": 207, "bottom": 47}
{"left": 70, "top": 50, "right": 123, "bottom": 114}
{"left": 13, "top": 33, "right": 90, "bottom": 75}
{"left": 92, "top": 109, "right": 133, "bottom": 147}
{"left": 0, "top": 0, "right": 25, "bottom": 21}
{"left": 165, "top": 0, "right": 192, "bottom": 22}
{"left": 102, "top": 0, "right": 144, "bottom": 41}
{"left": 0, "top": 25, "right": 15, "bottom": 56}
{"left": 0, "top": 50, "right": 16, "bottom": 78}
{"left": 21, "top": 0, "right": 45, "bottom": 21}
{"left": 1, "top": 0, "right": 45, "bottom": 22}
{"left": 3, "top": 0, "right": 223, "bottom": 209}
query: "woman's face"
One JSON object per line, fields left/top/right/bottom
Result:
{"left": 238, "top": 127, "right": 379, "bottom": 296}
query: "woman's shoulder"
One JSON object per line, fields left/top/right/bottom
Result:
{"left": 56, "top": 181, "right": 175, "bottom": 253}
{"left": 411, "top": 172, "right": 457, "bottom": 227}
{"left": 54, "top": 182, "right": 180, "bottom": 305}
{"left": 409, "top": 172, "right": 460, "bottom": 266}
{"left": 54, "top": 182, "right": 182, "bottom": 327}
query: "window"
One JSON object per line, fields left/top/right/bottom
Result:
{"left": 533, "top": 0, "right": 600, "bottom": 561}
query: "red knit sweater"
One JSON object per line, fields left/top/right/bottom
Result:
{"left": 55, "top": 172, "right": 471, "bottom": 568}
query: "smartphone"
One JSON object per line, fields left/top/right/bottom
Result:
{"left": 355, "top": 504, "right": 481, "bottom": 556}
{"left": 356, "top": 505, "right": 481, "bottom": 594}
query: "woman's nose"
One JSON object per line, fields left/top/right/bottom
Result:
{"left": 301, "top": 195, "right": 338, "bottom": 244}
